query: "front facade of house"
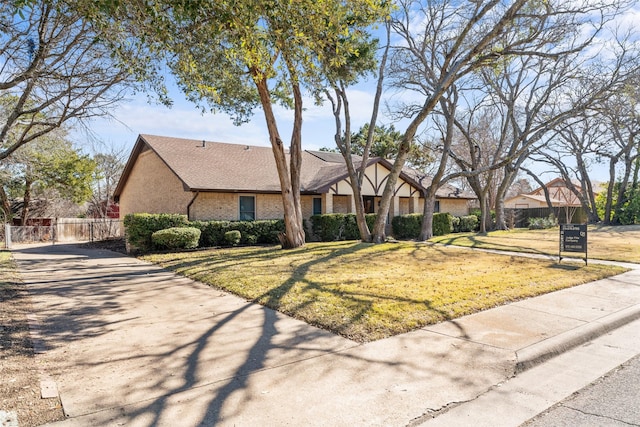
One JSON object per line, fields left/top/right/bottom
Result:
{"left": 504, "top": 178, "right": 590, "bottom": 209}
{"left": 114, "top": 135, "right": 473, "bottom": 224}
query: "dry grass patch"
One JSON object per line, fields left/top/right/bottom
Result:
{"left": 0, "top": 251, "right": 64, "bottom": 426}
{"left": 143, "top": 241, "right": 625, "bottom": 342}
{"left": 430, "top": 224, "right": 640, "bottom": 263}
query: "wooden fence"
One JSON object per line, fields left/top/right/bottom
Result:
{"left": 505, "top": 207, "right": 588, "bottom": 228}
{"left": 3, "top": 218, "right": 122, "bottom": 246}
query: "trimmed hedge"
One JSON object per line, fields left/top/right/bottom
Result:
{"left": 309, "top": 213, "right": 377, "bottom": 241}
{"left": 124, "top": 213, "right": 189, "bottom": 252}
{"left": 391, "top": 212, "right": 454, "bottom": 239}
{"left": 152, "top": 227, "right": 201, "bottom": 250}
{"left": 124, "top": 214, "right": 286, "bottom": 252}
{"left": 224, "top": 230, "right": 241, "bottom": 246}
{"left": 433, "top": 212, "right": 454, "bottom": 236}
{"left": 452, "top": 215, "right": 479, "bottom": 232}
{"left": 391, "top": 213, "right": 422, "bottom": 239}
{"left": 190, "top": 219, "right": 285, "bottom": 246}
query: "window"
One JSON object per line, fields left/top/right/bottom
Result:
{"left": 363, "top": 196, "right": 375, "bottom": 213}
{"left": 312, "top": 198, "right": 322, "bottom": 215}
{"left": 434, "top": 201, "right": 440, "bottom": 213}
{"left": 239, "top": 196, "right": 255, "bottom": 221}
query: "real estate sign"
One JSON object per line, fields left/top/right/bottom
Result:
{"left": 559, "top": 223, "right": 587, "bottom": 265}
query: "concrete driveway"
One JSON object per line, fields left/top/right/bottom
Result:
{"left": 11, "top": 243, "right": 640, "bottom": 426}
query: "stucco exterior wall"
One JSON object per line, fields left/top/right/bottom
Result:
{"left": 119, "top": 148, "right": 192, "bottom": 218}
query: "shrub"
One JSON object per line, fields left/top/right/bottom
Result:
{"left": 310, "top": 213, "right": 346, "bottom": 241}
{"left": 391, "top": 214, "right": 422, "bottom": 239}
{"left": 124, "top": 213, "right": 189, "bottom": 252}
{"left": 309, "top": 213, "right": 378, "bottom": 241}
{"left": 343, "top": 214, "right": 360, "bottom": 240}
{"left": 528, "top": 214, "right": 557, "bottom": 230}
{"left": 365, "top": 214, "right": 377, "bottom": 233}
{"left": 432, "top": 212, "right": 453, "bottom": 236}
{"left": 190, "top": 219, "right": 285, "bottom": 246}
{"left": 391, "top": 212, "right": 453, "bottom": 239}
{"left": 469, "top": 208, "right": 496, "bottom": 228}
{"left": 453, "top": 215, "right": 479, "bottom": 232}
{"left": 151, "top": 227, "right": 201, "bottom": 250}
{"left": 224, "top": 230, "right": 242, "bottom": 246}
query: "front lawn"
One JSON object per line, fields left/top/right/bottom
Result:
{"left": 430, "top": 224, "right": 640, "bottom": 263}
{"left": 143, "top": 241, "right": 626, "bottom": 342}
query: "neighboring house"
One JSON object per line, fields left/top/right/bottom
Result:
{"left": 504, "top": 178, "right": 592, "bottom": 209}
{"left": 113, "top": 134, "right": 474, "bottom": 224}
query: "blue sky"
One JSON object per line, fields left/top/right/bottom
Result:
{"left": 75, "top": 76, "right": 379, "bottom": 157}
{"left": 73, "top": 2, "right": 640, "bottom": 186}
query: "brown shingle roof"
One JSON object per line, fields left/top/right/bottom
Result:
{"left": 114, "top": 134, "right": 473, "bottom": 199}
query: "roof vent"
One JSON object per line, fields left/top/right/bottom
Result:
{"left": 202, "top": 140, "right": 206, "bottom": 148}
{"left": 245, "top": 145, "right": 250, "bottom": 150}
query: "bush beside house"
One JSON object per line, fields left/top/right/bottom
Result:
{"left": 308, "top": 213, "right": 377, "bottom": 242}
{"left": 391, "top": 213, "right": 454, "bottom": 239}
{"left": 124, "top": 213, "right": 189, "bottom": 252}
{"left": 124, "top": 213, "right": 285, "bottom": 253}
{"left": 152, "top": 227, "right": 201, "bottom": 250}
{"left": 125, "top": 211, "right": 475, "bottom": 253}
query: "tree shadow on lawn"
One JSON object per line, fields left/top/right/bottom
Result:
{"left": 13, "top": 242, "right": 492, "bottom": 426}
{"left": 436, "top": 234, "right": 554, "bottom": 256}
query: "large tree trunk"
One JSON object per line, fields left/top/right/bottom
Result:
{"left": 613, "top": 155, "right": 634, "bottom": 223}
{"left": 419, "top": 190, "right": 437, "bottom": 240}
{"left": 371, "top": 146, "right": 410, "bottom": 242}
{"left": 493, "top": 169, "right": 516, "bottom": 230}
{"left": 254, "top": 76, "right": 305, "bottom": 249}
{"left": 603, "top": 158, "right": 617, "bottom": 225}
{"left": 328, "top": 86, "right": 372, "bottom": 242}
{"left": 21, "top": 179, "right": 33, "bottom": 226}
{"left": 0, "top": 185, "right": 12, "bottom": 223}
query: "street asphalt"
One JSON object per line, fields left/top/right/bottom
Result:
{"left": 8, "top": 242, "right": 640, "bottom": 427}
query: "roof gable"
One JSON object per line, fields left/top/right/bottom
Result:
{"left": 115, "top": 135, "right": 472, "bottom": 200}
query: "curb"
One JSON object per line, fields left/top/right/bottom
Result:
{"left": 515, "top": 303, "right": 640, "bottom": 373}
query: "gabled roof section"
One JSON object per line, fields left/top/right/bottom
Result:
{"left": 400, "top": 167, "right": 477, "bottom": 199}
{"left": 114, "top": 134, "right": 473, "bottom": 199}
{"left": 114, "top": 134, "right": 334, "bottom": 196}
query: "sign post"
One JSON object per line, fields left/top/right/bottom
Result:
{"left": 559, "top": 223, "right": 587, "bottom": 265}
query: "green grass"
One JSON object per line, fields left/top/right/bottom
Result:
{"left": 143, "top": 241, "right": 626, "bottom": 342}
{"left": 430, "top": 224, "right": 640, "bottom": 263}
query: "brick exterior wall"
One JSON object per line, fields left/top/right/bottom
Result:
{"left": 191, "top": 192, "right": 237, "bottom": 221}
{"left": 256, "top": 194, "right": 284, "bottom": 219}
{"left": 119, "top": 149, "right": 192, "bottom": 218}
{"left": 332, "top": 195, "right": 351, "bottom": 214}
{"left": 440, "top": 199, "right": 470, "bottom": 217}
{"left": 415, "top": 198, "right": 470, "bottom": 217}
{"left": 119, "top": 145, "right": 472, "bottom": 223}
{"left": 191, "top": 192, "right": 289, "bottom": 221}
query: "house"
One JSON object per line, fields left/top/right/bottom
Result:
{"left": 113, "top": 134, "right": 474, "bottom": 224}
{"left": 504, "top": 178, "right": 590, "bottom": 209}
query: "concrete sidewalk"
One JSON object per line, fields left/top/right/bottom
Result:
{"left": 11, "top": 243, "right": 640, "bottom": 427}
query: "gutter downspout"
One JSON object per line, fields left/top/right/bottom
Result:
{"left": 187, "top": 191, "right": 200, "bottom": 220}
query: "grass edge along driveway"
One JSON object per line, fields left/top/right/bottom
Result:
{"left": 143, "top": 241, "right": 626, "bottom": 343}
